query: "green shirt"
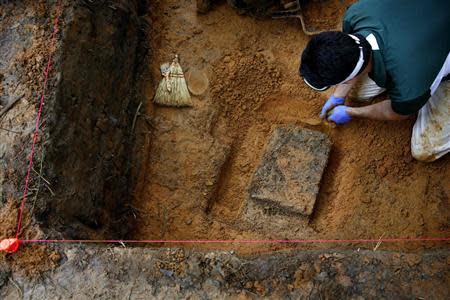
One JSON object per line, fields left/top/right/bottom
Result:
{"left": 343, "top": 0, "right": 450, "bottom": 115}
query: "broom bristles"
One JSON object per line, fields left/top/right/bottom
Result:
{"left": 154, "top": 55, "right": 192, "bottom": 107}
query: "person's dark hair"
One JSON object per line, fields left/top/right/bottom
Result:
{"left": 300, "top": 31, "right": 371, "bottom": 90}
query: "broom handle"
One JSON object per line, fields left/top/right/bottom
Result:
{"left": 164, "top": 71, "right": 172, "bottom": 92}
{"left": 164, "top": 55, "right": 182, "bottom": 92}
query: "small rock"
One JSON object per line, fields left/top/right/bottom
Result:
{"left": 253, "top": 281, "right": 265, "bottom": 295}
{"left": 404, "top": 254, "right": 422, "bottom": 267}
{"left": 362, "top": 198, "right": 372, "bottom": 204}
{"left": 315, "top": 272, "right": 328, "bottom": 281}
{"left": 337, "top": 275, "right": 353, "bottom": 287}
{"left": 49, "top": 251, "right": 62, "bottom": 264}
{"left": 314, "top": 261, "right": 321, "bottom": 273}
{"left": 160, "top": 269, "right": 174, "bottom": 277}
{"left": 193, "top": 28, "right": 203, "bottom": 35}
{"left": 187, "top": 259, "right": 202, "bottom": 277}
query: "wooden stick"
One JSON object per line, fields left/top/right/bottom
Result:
{"left": 131, "top": 101, "right": 143, "bottom": 133}
{"left": 0, "top": 127, "right": 21, "bottom": 134}
{"left": 0, "top": 94, "right": 25, "bottom": 118}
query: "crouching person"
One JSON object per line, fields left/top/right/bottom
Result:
{"left": 299, "top": 0, "right": 450, "bottom": 162}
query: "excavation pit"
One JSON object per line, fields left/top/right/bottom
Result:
{"left": 0, "top": 1, "right": 449, "bottom": 297}
{"left": 126, "top": 1, "right": 448, "bottom": 254}
{"left": 0, "top": 0, "right": 449, "bottom": 260}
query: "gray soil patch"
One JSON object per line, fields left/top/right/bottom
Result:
{"left": 250, "top": 127, "right": 331, "bottom": 217}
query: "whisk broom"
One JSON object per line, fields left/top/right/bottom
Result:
{"left": 153, "top": 55, "right": 192, "bottom": 107}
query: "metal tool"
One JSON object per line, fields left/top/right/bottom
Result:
{"left": 272, "top": 0, "right": 325, "bottom": 36}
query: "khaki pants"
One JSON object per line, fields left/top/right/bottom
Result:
{"left": 353, "top": 75, "right": 450, "bottom": 162}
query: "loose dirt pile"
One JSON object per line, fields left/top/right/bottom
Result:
{"left": 301, "top": 0, "right": 351, "bottom": 33}
{"left": 211, "top": 52, "right": 282, "bottom": 133}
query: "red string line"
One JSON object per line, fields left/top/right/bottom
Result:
{"left": 20, "top": 237, "right": 450, "bottom": 245}
{"left": 15, "top": 0, "right": 62, "bottom": 239}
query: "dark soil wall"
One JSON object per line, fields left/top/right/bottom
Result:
{"left": 2, "top": 247, "right": 449, "bottom": 299}
{"left": 42, "top": 0, "right": 146, "bottom": 238}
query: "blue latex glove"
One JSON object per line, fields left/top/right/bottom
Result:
{"left": 327, "top": 106, "right": 352, "bottom": 125}
{"left": 320, "top": 95, "right": 345, "bottom": 119}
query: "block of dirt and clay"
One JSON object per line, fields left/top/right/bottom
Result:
{"left": 240, "top": 126, "right": 331, "bottom": 237}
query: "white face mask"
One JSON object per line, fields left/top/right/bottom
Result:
{"left": 338, "top": 34, "right": 365, "bottom": 84}
{"left": 303, "top": 77, "right": 330, "bottom": 91}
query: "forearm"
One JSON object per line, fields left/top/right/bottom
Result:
{"left": 347, "top": 100, "right": 410, "bottom": 121}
